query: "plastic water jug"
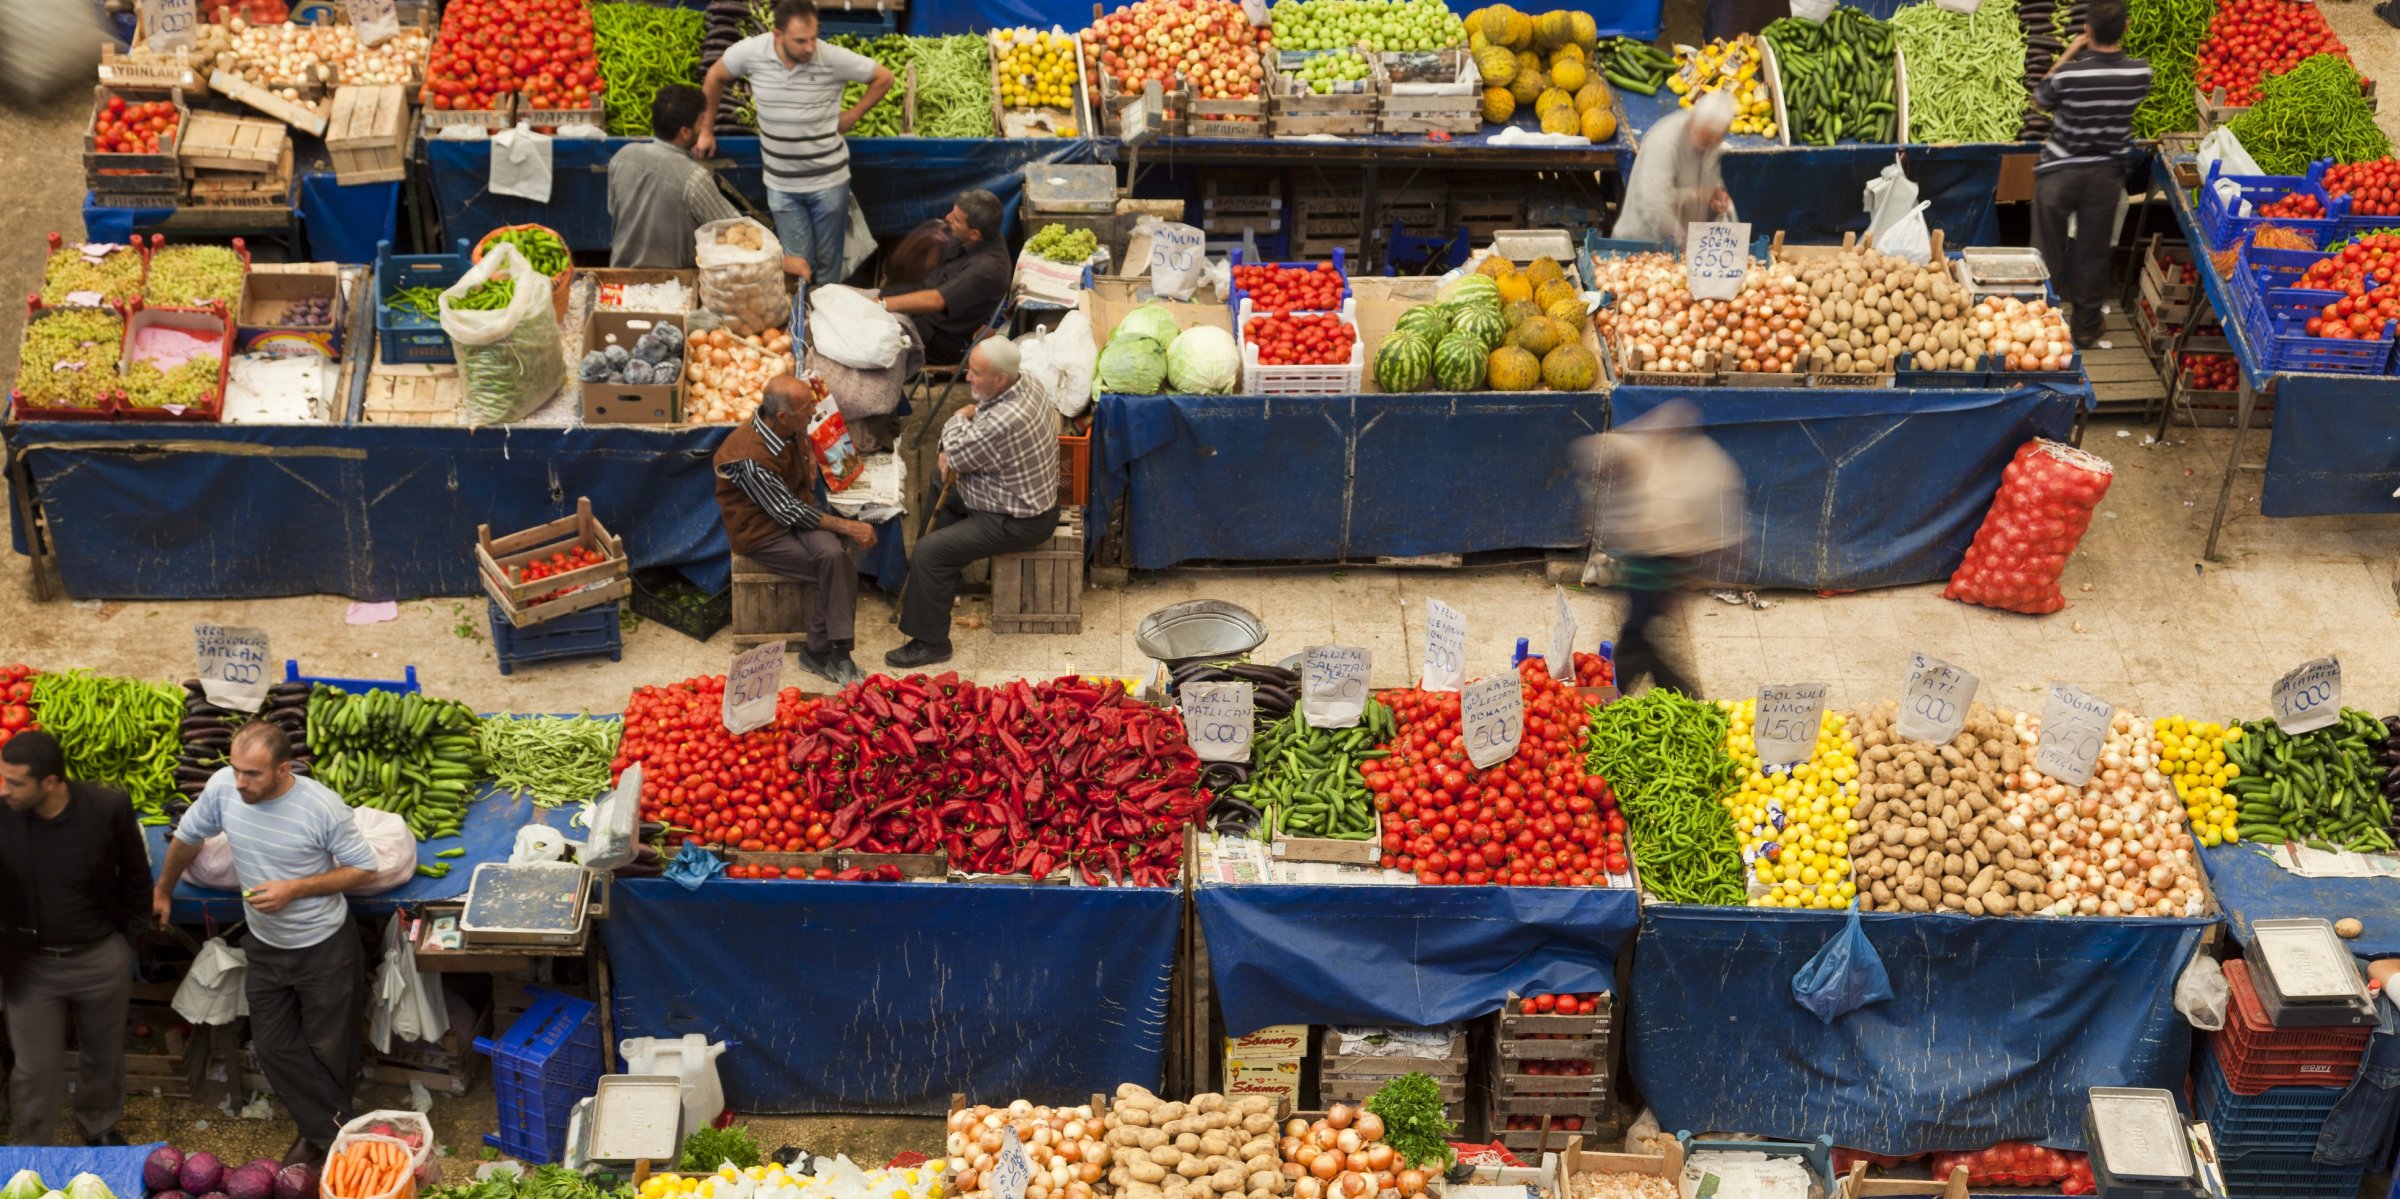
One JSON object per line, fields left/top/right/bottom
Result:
{"left": 619, "top": 1034, "right": 728, "bottom": 1138}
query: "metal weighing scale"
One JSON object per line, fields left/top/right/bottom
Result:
{"left": 575, "top": 1075, "right": 686, "bottom": 1168}
{"left": 459, "top": 861, "right": 593, "bottom": 946}
{"left": 2245, "top": 918, "right": 2377, "bottom": 1027}
{"left": 1956, "top": 248, "right": 2052, "bottom": 299}
{"left": 2084, "top": 1088, "right": 2209, "bottom": 1199}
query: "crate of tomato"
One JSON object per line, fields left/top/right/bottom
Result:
{"left": 476, "top": 497, "right": 631, "bottom": 627}
{"left": 85, "top": 85, "right": 186, "bottom": 197}
{"left": 1238, "top": 299, "right": 1362, "bottom": 395}
{"left": 1227, "top": 248, "right": 1349, "bottom": 313}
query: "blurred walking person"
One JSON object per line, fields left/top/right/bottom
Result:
{"left": 1575, "top": 400, "right": 1744, "bottom": 695}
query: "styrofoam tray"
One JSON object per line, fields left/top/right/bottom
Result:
{"left": 588, "top": 1075, "right": 684, "bottom": 1163}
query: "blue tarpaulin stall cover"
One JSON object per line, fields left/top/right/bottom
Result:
{"left": 1196, "top": 883, "right": 1637, "bottom": 1035}
{"left": 1630, "top": 905, "right": 2211, "bottom": 1153}
{"left": 2203, "top": 844, "right": 2400, "bottom": 957}
{"left": 2259, "top": 373, "right": 2400, "bottom": 518}
{"left": 1609, "top": 384, "right": 2084, "bottom": 590}
{"left": 604, "top": 879, "right": 1181, "bottom": 1113}
{"left": 83, "top": 177, "right": 398, "bottom": 262}
{"left": 0, "top": 1143, "right": 167, "bottom": 1199}
{"left": 149, "top": 787, "right": 541, "bottom": 921}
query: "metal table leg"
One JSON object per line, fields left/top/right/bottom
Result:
{"left": 2203, "top": 375, "right": 2255, "bottom": 561}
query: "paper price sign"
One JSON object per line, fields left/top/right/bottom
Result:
{"left": 349, "top": 0, "right": 400, "bottom": 45}
{"left": 1302, "top": 644, "right": 1372, "bottom": 728}
{"left": 1685, "top": 221, "right": 1752, "bottom": 301}
{"left": 1462, "top": 674, "right": 1525, "bottom": 769}
{"left": 194, "top": 624, "right": 271, "bottom": 712}
{"left": 143, "top": 0, "right": 198, "bottom": 49}
{"left": 722, "top": 642, "right": 785, "bottom": 735}
{"left": 1546, "top": 586, "right": 1577, "bottom": 683}
{"left": 989, "top": 1129, "right": 1034, "bottom": 1199}
{"left": 1895, "top": 651, "right": 1979, "bottom": 744}
{"left": 1755, "top": 682, "right": 1829, "bottom": 769}
{"left": 1183, "top": 681, "right": 1255, "bottom": 763}
{"left": 1422, "top": 598, "right": 1466, "bottom": 692}
{"left": 2271, "top": 656, "right": 2342, "bottom": 734}
{"left": 2035, "top": 682, "right": 2114, "bottom": 787}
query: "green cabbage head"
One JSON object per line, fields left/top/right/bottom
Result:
{"left": 1112, "top": 304, "right": 1183, "bottom": 349}
{"left": 1097, "top": 335, "right": 1168, "bottom": 395}
{"left": 1165, "top": 325, "right": 1239, "bottom": 394}
{"left": 4, "top": 1172, "right": 44, "bottom": 1199}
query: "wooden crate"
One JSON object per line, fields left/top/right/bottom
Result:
{"left": 85, "top": 84, "right": 187, "bottom": 194}
{"left": 1497, "top": 992, "right": 1614, "bottom": 1101}
{"left": 519, "top": 97, "right": 607, "bottom": 130}
{"left": 362, "top": 367, "right": 460, "bottom": 424}
{"left": 100, "top": 41, "right": 206, "bottom": 93}
{"left": 180, "top": 110, "right": 286, "bottom": 173}
{"left": 715, "top": 848, "right": 951, "bottom": 879}
{"left": 183, "top": 140, "right": 294, "bottom": 209}
{"left": 206, "top": 71, "right": 329, "bottom": 137}
{"left": 1270, "top": 808, "right": 1381, "bottom": 865}
{"left": 1449, "top": 189, "right": 1525, "bottom": 239}
{"left": 1201, "top": 173, "right": 1283, "bottom": 235}
{"left": 1269, "top": 52, "right": 1380, "bottom": 137}
{"left": 991, "top": 509, "right": 1084, "bottom": 633}
{"left": 1177, "top": 64, "right": 1273, "bottom": 137}
{"left": 475, "top": 497, "right": 632, "bottom": 627}
{"left": 1376, "top": 49, "right": 1480, "bottom": 135}
{"left": 422, "top": 95, "right": 517, "bottom": 131}
{"left": 327, "top": 84, "right": 412, "bottom": 185}
{"left": 989, "top": 28, "right": 1092, "bottom": 139}
{"left": 1320, "top": 1028, "right": 1469, "bottom": 1078}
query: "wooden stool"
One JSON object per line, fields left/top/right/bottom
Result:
{"left": 991, "top": 510, "right": 1085, "bottom": 635}
{"left": 730, "top": 554, "right": 814, "bottom": 649}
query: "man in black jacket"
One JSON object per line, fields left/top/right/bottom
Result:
{"left": 1, "top": 730, "right": 150, "bottom": 1146}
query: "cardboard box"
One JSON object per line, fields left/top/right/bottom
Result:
{"left": 581, "top": 310, "right": 685, "bottom": 424}
{"left": 1997, "top": 154, "right": 2037, "bottom": 204}
{"left": 1225, "top": 1056, "right": 1302, "bottom": 1109}
{"left": 237, "top": 266, "right": 345, "bottom": 359}
{"left": 1077, "top": 276, "right": 1233, "bottom": 343}
{"left": 1226, "top": 1024, "right": 1309, "bottom": 1060}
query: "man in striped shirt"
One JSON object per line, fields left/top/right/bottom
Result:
{"left": 2032, "top": 0, "right": 2150, "bottom": 348}
{"left": 714, "top": 377, "right": 881, "bottom": 684}
{"left": 697, "top": 0, "right": 894, "bottom": 284}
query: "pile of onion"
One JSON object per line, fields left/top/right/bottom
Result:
{"left": 1590, "top": 254, "right": 1812, "bottom": 375}
{"left": 2005, "top": 709, "right": 2205, "bottom": 917}
{"left": 948, "top": 1101, "right": 1111, "bottom": 1199}
{"left": 1279, "top": 1105, "right": 1426, "bottom": 1199}
{"left": 1972, "top": 296, "right": 2075, "bottom": 373}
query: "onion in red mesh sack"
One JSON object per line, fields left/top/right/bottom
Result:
{"left": 1943, "top": 440, "right": 2113, "bottom": 615}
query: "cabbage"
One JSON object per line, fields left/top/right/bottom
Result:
{"left": 65, "top": 1173, "right": 116, "bottom": 1199}
{"left": 5, "top": 1171, "right": 46, "bottom": 1199}
{"left": 1164, "top": 325, "right": 1239, "bottom": 394}
{"left": 1096, "top": 335, "right": 1168, "bottom": 395}
{"left": 1112, "top": 304, "right": 1182, "bottom": 350}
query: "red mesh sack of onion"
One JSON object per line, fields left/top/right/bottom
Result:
{"left": 1942, "top": 439, "right": 2113, "bottom": 615}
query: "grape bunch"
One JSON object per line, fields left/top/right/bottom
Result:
{"left": 1026, "top": 223, "right": 1099, "bottom": 264}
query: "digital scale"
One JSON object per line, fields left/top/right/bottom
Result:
{"left": 2084, "top": 1088, "right": 2210, "bottom": 1199}
{"left": 459, "top": 861, "right": 593, "bottom": 946}
{"left": 2245, "top": 918, "right": 2377, "bottom": 1028}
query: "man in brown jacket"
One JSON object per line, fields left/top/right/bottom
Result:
{"left": 714, "top": 376, "right": 880, "bottom": 684}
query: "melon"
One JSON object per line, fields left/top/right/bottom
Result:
{"left": 1433, "top": 332, "right": 1489, "bottom": 390}
{"left": 1570, "top": 10, "right": 1598, "bottom": 48}
{"left": 1478, "top": 6, "right": 1518, "bottom": 45}
{"left": 1539, "top": 104, "right": 1580, "bottom": 135}
{"left": 1581, "top": 106, "right": 1618, "bottom": 141}
{"left": 1535, "top": 278, "right": 1578, "bottom": 311}
{"left": 1482, "top": 87, "right": 1517, "bottom": 124}
{"left": 1450, "top": 303, "right": 1508, "bottom": 349}
{"left": 1476, "top": 254, "right": 1516, "bottom": 280}
{"left": 1550, "top": 43, "right": 1584, "bottom": 62}
{"left": 1550, "top": 57, "right": 1590, "bottom": 93}
{"left": 1536, "top": 87, "right": 1575, "bottom": 117}
{"left": 1474, "top": 45, "right": 1517, "bottom": 87}
{"left": 1534, "top": 10, "right": 1575, "bottom": 49}
{"left": 1510, "top": 65, "right": 1546, "bottom": 106}
{"left": 1496, "top": 272, "right": 1535, "bottom": 304}
{"left": 1396, "top": 304, "right": 1452, "bottom": 342}
{"left": 1524, "top": 256, "right": 1566, "bottom": 287}
{"left": 1375, "top": 332, "right": 1434, "bottom": 393}
{"left": 1502, "top": 10, "right": 1534, "bottom": 47}
{"left": 1543, "top": 342, "right": 1599, "bottom": 390}
{"left": 1487, "top": 345, "right": 1542, "bottom": 391}
{"left": 1546, "top": 295, "right": 1589, "bottom": 328}
{"left": 1503, "top": 298, "right": 1543, "bottom": 328}
{"left": 1574, "top": 79, "right": 1612, "bottom": 113}
{"left": 1470, "top": 29, "right": 1491, "bottom": 51}
{"left": 1510, "top": 316, "right": 1564, "bottom": 356}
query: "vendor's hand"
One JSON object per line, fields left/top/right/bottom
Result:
{"left": 1711, "top": 188, "right": 1732, "bottom": 216}
{"left": 830, "top": 517, "right": 879, "bottom": 550}
{"left": 694, "top": 129, "right": 717, "bottom": 160}
{"left": 244, "top": 879, "right": 300, "bottom": 914}
{"left": 937, "top": 452, "right": 951, "bottom": 477}
{"left": 2059, "top": 33, "right": 2087, "bottom": 60}
{"left": 783, "top": 253, "right": 814, "bottom": 283}
{"left": 954, "top": 403, "right": 978, "bottom": 423}
{"left": 151, "top": 889, "right": 174, "bottom": 929}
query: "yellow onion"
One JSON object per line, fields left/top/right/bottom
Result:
{"left": 1397, "top": 1170, "right": 1427, "bottom": 1196}
{"left": 1327, "top": 1105, "right": 1355, "bottom": 1130}
{"left": 1355, "top": 1113, "right": 1385, "bottom": 1142}
{"left": 1364, "top": 1145, "right": 1394, "bottom": 1172}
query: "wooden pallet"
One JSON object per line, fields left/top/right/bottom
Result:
{"left": 362, "top": 366, "right": 460, "bottom": 424}
{"left": 180, "top": 110, "right": 287, "bottom": 173}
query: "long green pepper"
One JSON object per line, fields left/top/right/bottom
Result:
{"left": 1584, "top": 690, "right": 1746, "bottom": 904}
{"left": 594, "top": 4, "right": 705, "bottom": 137}
{"left": 30, "top": 671, "right": 184, "bottom": 825}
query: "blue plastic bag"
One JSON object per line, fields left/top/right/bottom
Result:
{"left": 663, "top": 843, "right": 727, "bottom": 890}
{"left": 1793, "top": 900, "right": 1894, "bottom": 1024}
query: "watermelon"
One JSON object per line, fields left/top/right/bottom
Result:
{"left": 1451, "top": 304, "right": 1508, "bottom": 351}
{"left": 1439, "top": 272, "right": 1502, "bottom": 310}
{"left": 1433, "top": 332, "right": 1488, "bottom": 391}
{"left": 1394, "top": 304, "right": 1451, "bottom": 342}
{"left": 1375, "top": 332, "right": 1434, "bottom": 393}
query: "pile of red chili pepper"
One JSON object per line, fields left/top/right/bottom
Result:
{"left": 614, "top": 676, "right": 824, "bottom": 851}
{"left": 785, "top": 672, "right": 1208, "bottom": 887}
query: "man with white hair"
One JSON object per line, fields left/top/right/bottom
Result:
{"left": 1613, "top": 89, "right": 1737, "bottom": 247}
{"left": 886, "top": 336, "right": 1061, "bottom": 668}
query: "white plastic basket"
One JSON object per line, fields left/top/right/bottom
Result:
{"left": 1236, "top": 297, "right": 1363, "bottom": 395}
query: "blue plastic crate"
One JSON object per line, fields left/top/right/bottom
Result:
{"left": 487, "top": 600, "right": 623, "bottom": 676}
{"left": 283, "top": 659, "right": 421, "bottom": 695}
{"left": 374, "top": 238, "right": 470, "bottom": 365}
{"left": 1227, "top": 245, "right": 1350, "bottom": 313}
{"left": 2218, "top": 1148, "right": 2362, "bottom": 1199}
{"left": 2196, "top": 161, "right": 2345, "bottom": 253}
{"left": 2229, "top": 246, "right": 2398, "bottom": 375}
{"left": 2197, "top": 1042, "right": 2343, "bottom": 1150}
{"left": 475, "top": 988, "right": 602, "bottom": 1163}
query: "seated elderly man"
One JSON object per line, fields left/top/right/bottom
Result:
{"left": 885, "top": 337, "right": 1060, "bottom": 669}
{"left": 715, "top": 376, "right": 882, "bottom": 684}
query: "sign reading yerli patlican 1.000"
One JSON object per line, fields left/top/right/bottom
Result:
{"left": 194, "top": 624, "right": 270, "bottom": 712}
{"left": 1183, "top": 680, "right": 1255, "bottom": 764}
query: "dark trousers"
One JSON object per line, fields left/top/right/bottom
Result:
{"left": 2033, "top": 161, "right": 2123, "bottom": 343}
{"left": 245, "top": 927, "right": 364, "bottom": 1147}
{"left": 742, "top": 528, "right": 860, "bottom": 654}
{"left": 4, "top": 933, "right": 134, "bottom": 1143}
{"left": 899, "top": 488, "right": 1060, "bottom": 646}
{"left": 1610, "top": 557, "right": 1696, "bottom": 696}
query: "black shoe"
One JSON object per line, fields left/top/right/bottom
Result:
{"left": 799, "top": 648, "right": 867, "bottom": 686}
{"left": 884, "top": 638, "right": 953, "bottom": 669}
{"left": 85, "top": 1129, "right": 128, "bottom": 1147}
{"left": 283, "top": 1137, "right": 324, "bottom": 1168}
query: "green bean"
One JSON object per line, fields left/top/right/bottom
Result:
{"left": 2228, "top": 54, "right": 2391, "bottom": 176}
{"left": 481, "top": 227, "right": 569, "bottom": 277}
{"left": 30, "top": 671, "right": 184, "bottom": 825}
{"left": 1891, "top": 0, "right": 2025, "bottom": 144}
{"left": 1584, "top": 690, "right": 1746, "bottom": 905}
{"left": 476, "top": 714, "right": 623, "bottom": 808}
{"left": 824, "top": 34, "right": 994, "bottom": 138}
{"left": 594, "top": 4, "right": 705, "bottom": 137}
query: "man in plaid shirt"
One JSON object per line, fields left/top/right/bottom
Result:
{"left": 887, "top": 337, "right": 1060, "bottom": 668}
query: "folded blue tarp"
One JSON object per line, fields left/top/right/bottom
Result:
{"left": 0, "top": 1143, "right": 167, "bottom": 1199}
{"left": 2203, "top": 842, "right": 2400, "bottom": 957}
{"left": 1196, "top": 883, "right": 1636, "bottom": 1035}
{"left": 2259, "top": 372, "right": 2400, "bottom": 519}
{"left": 1629, "top": 905, "right": 2211, "bottom": 1153}
{"left": 605, "top": 879, "right": 1180, "bottom": 1113}
{"left": 149, "top": 786, "right": 540, "bottom": 921}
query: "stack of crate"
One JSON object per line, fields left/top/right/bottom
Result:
{"left": 1317, "top": 1026, "right": 1469, "bottom": 1122}
{"left": 1201, "top": 173, "right": 1287, "bottom": 258}
{"left": 2136, "top": 234, "right": 2255, "bottom": 426}
{"left": 1293, "top": 183, "right": 1365, "bottom": 260}
{"left": 179, "top": 111, "right": 292, "bottom": 210}
{"left": 1223, "top": 1023, "right": 1306, "bottom": 1111}
{"left": 1492, "top": 992, "right": 1614, "bottom": 1158}
{"left": 2198, "top": 959, "right": 2373, "bottom": 1199}
{"left": 1448, "top": 186, "right": 1527, "bottom": 244}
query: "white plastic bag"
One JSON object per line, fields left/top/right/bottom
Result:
{"left": 188, "top": 807, "right": 416, "bottom": 894}
{"left": 1875, "top": 201, "right": 1935, "bottom": 265}
{"left": 438, "top": 243, "right": 564, "bottom": 426}
{"left": 808, "top": 285, "right": 907, "bottom": 370}
{"left": 1863, "top": 159, "right": 1923, "bottom": 246}
{"left": 369, "top": 916, "right": 450, "bottom": 1053}
{"left": 696, "top": 217, "right": 787, "bottom": 336}
{"left": 1022, "top": 312, "right": 1098, "bottom": 419}
{"left": 172, "top": 937, "right": 248, "bottom": 1025}
{"left": 2198, "top": 126, "right": 2264, "bottom": 186}
{"left": 841, "top": 192, "right": 877, "bottom": 283}
{"left": 620, "top": 1033, "right": 729, "bottom": 1140}
{"left": 512, "top": 824, "right": 573, "bottom": 864}
{"left": 322, "top": 1111, "right": 438, "bottom": 1199}
{"left": 489, "top": 126, "right": 554, "bottom": 203}
{"left": 2176, "top": 953, "right": 2231, "bottom": 1031}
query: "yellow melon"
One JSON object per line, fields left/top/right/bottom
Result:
{"left": 1495, "top": 272, "right": 1535, "bottom": 304}
{"left": 1477, "top": 6, "right": 1518, "bottom": 45}
{"left": 1544, "top": 342, "right": 1599, "bottom": 390}
{"left": 1508, "top": 67, "right": 1546, "bottom": 106}
{"left": 1534, "top": 9, "right": 1575, "bottom": 49}
{"left": 1502, "top": 10, "right": 1534, "bottom": 47}
{"left": 1474, "top": 45, "right": 1517, "bottom": 87}
{"left": 1535, "top": 279, "right": 1578, "bottom": 311}
{"left": 1550, "top": 43, "right": 1584, "bottom": 62}
{"left": 1524, "top": 255, "right": 1565, "bottom": 286}
{"left": 1546, "top": 296, "right": 1589, "bottom": 328}
{"left": 1535, "top": 87, "right": 1574, "bottom": 117}
{"left": 1477, "top": 254, "right": 1517, "bottom": 280}
{"left": 1503, "top": 298, "right": 1543, "bottom": 327}
{"left": 1481, "top": 86, "right": 1516, "bottom": 124}
{"left": 1579, "top": 105, "right": 1617, "bottom": 141}
{"left": 1539, "top": 104, "right": 1579, "bottom": 135}
{"left": 1573, "top": 79, "right": 1611, "bottom": 113}
{"left": 1570, "top": 11, "right": 1598, "bottom": 49}
{"left": 1470, "top": 29, "right": 1490, "bottom": 51}
{"left": 1550, "top": 56, "right": 1588, "bottom": 93}
{"left": 1488, "top": 345, "right": 1542, "bottom": 391}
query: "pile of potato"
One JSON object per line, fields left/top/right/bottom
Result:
{"left": 1102, "top": 1086, "right": 1286, "bottom": 1199}
{"left": 1846, "top": 701, "right": 2051, "bottom": 916}
{"left": 1792, "top": 248, "right": 1983, "bottom": 375}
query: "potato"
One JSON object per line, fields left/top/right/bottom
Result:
{"left": 1238, "top": 1139, "right": 1274, "bottom": 1161}
{"left": 1233, "top": 1097, "right": 1272, "bottom": 1118}
{"left": 1130, "top": 1160, "right": 1169, "bottom": 1184}
{"left": 1211, "top": 1169, "right": 1247, "bottom": 1192}
{"left": 1110, "top": 1128, "right": 1146, "bottom": 1148}
{"left": 1241, "top": 1114, "right": 1275, "bottom": 1135}
{"left": 1150, "top": 1146, "right": 1185, "bottom": 1167}
{"left": 1155, "top": 1103, "right": 1190, "bottom": 1124}
{"left": 1248, "top": 1173, "right": 1283, "bottom": 1193}
{"left": 1201, "top": 1132, "right": 1233, "bottom": 1157}
{"left": 1176, "top": 1158, "right": 1210, "bottom": 1180}
{"left": 1175, "top": 1134, "right": 1202, "bottom": 1154}
{"left": 1195, "top": 1094, "right": 1227, "bottom": 1114}
{"left": 1119, "top": 1108, "right": 1153, "bottom": 1127}
{"left": 1244, "top": 1156, "right": 1277, "bottom": 1175}
{"left": 1140, "top": 1129, "right": 1171, "bottom": 1150}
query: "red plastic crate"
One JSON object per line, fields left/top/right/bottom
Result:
{"left": 2215, "top": 958, "right": 2369, "bottom": 1094}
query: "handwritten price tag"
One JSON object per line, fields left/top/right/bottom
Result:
{"left": 1462, "top": 674, "right": 1525, "bottom": 769}
{"left": 2271, "top": 656, "right": 2342, "bottom": 734}
{"left": 989, "top": 1129, "right": 1034, "bottom": 1199}
{"left": 143, "top": 0, "right": 198, "bottom": 49}
{"left": 722, "top": 642, "right": 784, "bottom": 735}
{"left": 194, "top": 624, "right": 271, "bottom": 712}
{"left": 1755, "top": 682, "right": 1828, "bottom": 769}
{"left": 1895, "top": 651, "right": 1979, "bottom": 744}
{"left": 1423, "top": 598, "right": 1466, "bottom": 692}
{"left": 349, "top": 0, "right": 399, "bottom": 44}
{"left": 1545, "top": 586, "right": 1577, "bottom": 682}
{"left": 1685, "top": 221, "right": 1752, "bottom": 301}
{"left": 1303, "top": 645, "right": 1372, "bottom": 728}
{"left": 1183, "top": 681, "right": 1255, "bottom": 764}
{"left": 2035, "top": 682, "right": 2114, "bottom": 787}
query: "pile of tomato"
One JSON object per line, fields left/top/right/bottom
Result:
{"left": 2324, "top": 159, "right": 2400, "bottom": 217}
{"left": 1364, "top": 658, "right": 1626, "bottom": 887}
{"left": 1245, "top": 312, "right": 1357, "bottom": 366}
{"left": 2181, "top": 352, "right": 2239, "bottom": 391}
{"left": 2297, "top": 234, "right": 2400, "bottom": 293}
{"left": 0, "top": 665, "right": 40, "bottom": 751}
{"left": 1233, "top": 261, "right": 1345, "bottom": 311}
{"left": 422, "top": 0, "right": 604, "bottom": 114}
{"left": 725, "top": 862, "right": 908, "bottom": 881}
{"left": 2256, "top": 191, "right": 2325, "bottom": 219}
{"left": 2194, "top": 0, "right": 2349, "bottom": 107}
{"left": 613, "top": 676, "right": 828, "bottom": 852}
{"left": 92, "top": 96, "right": 178, "bottom": 155}
{"left": 2303, "top": 285, "right": 2400, "bottom": 341}
{"left": 512, "top": 543, "right": 608, "bottom": 603}
{"left": 1570, "top": 650, "right": 1615, "bottom": 690}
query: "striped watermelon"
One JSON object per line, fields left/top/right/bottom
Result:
{"left": 1450, "top": 304, "right": 1509, "bottom": 351}
{"left": 1440, "top": 272, "right": 1502, "bottom": 311}
{"left": 1375, "top": 332, "right": 1434, "bottom": 392}
{"left": 1395, "top": 304, "right": 1452, "bottom": 342}
{"left": 1433, "top": 331, "right": 1488, "bottom": 391}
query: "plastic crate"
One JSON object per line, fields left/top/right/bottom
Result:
{"left": 283, "top": 659, "right": 422, "bottom": 695}
{"left": 2195, "top": 1041, "right": 2343, "bottom": 1150}
{"left": 2216, "top": 960, "right": 2370, "bottom": 1093}
{"left": 475, "top": 988, "right": 602, "bottom": 1163}
{"left": 2230, "top": 243, "right": 2398, "bottom": 374}
{"left": 1059, "top": 430, "right": 1092, "bottom": 506}
{"left": 1236, "top": 297, "right": 1363, "bottom": 395}
{"left": 2217, "top": 1148, "right": 2363, "bottom": 1199}
{"left": 375, "top": 238, "right": 470, "bottom": 365}
{"left": 2196, "top": 161, "right": 2345, "bottom": 252}
{"left": 627, "top": 566, "right": 730, "bottom": 643}
{"left": 1227, "top": 245, "right": 1350, "bottom": 313}
{"left": 1677, "top": 1133, "right": 1835, "bottom": 1195}
{"left": 487, "top": 600, "right": 624, "bottom": 675}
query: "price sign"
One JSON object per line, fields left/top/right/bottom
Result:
{"left": 194, "top": 624, "right": 271, "bottom": 712}
{"left": 2035, "top": 682, "right": 2114, "bottom": 787}
{"left": 1895, "top": 651, "right": 1979, "bottom": 744}
{"left": 349, "top": 0, "right": 400, "bottom": 45}
{"left": 142, "top": 0, "right": 198, "bottom": 49}
{"left": 1183, "top": 681, "right": 1255, "bottom": 763}
{"left": 722, "top": 642, "right": 784, "bottom": 735}
{"left": 1545, "top": 586, "right": 1577, "bottom": 683}
{"left": 2271, "top": 656, "right": 2342, "bottom": 734}
{"left": 1685, "top": 221, "right": 1752, "bottom": 301}
{"left": 1462, "top": 674, "right": 1525, "bottom": 769}
{"left": 1302, "top": 644, "right": 1372, "bottom": 728}
{"left": 1755, "top": 682, "right": 1829, "bottom": 769}
{"left": 989, "top": 1129, "right": 1034, "bottom": 1199}
{"left": 1422, "top": 598, "right": 1466, "bottom": 692}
